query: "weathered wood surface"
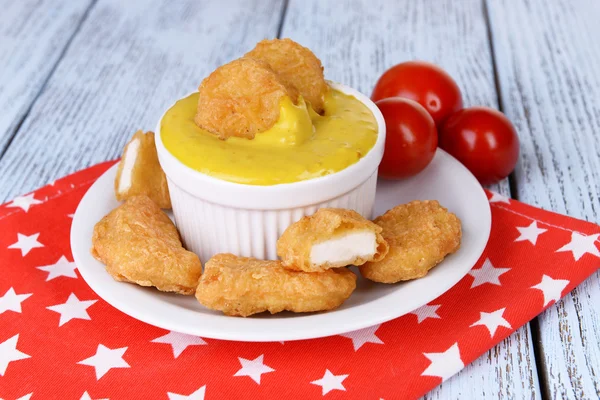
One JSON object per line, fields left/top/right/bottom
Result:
{"left": 2, "top": 0, "right": 600, "bottom": 398}
{"left": 0, "top": 0, "right": 93, "bottom": 157}
{"left": 0, "top": 0, "right": 284, "bottom": 202}
{"left": 488, "top": 0, "right": 600, "bottom": 398}
{"left": 283, "top": 0, "right": 538, "bottom": 399}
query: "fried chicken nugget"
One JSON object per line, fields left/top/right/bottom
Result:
{"left": 194, "top": 57, "right": 299, "bottom": 140}
{"left": 195, "top": 253, "right": 356, "bottom": 317}
{"left": 245, "top": 38, "right": 328, "bottom": 114}
{"left": 91, "top": 195, "right": 202, "bottom": 294}
{"left": 114, "top": 130, "right": 171, "bottom": 209}
{"left": 359, "top": 201, "right": 461, "bottom": 283}
{"left": 277, "top": 208, "right": 388, "bottom": 272}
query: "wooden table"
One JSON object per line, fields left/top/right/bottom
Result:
{"left": 1, "top": 0, "right": 598, "bottom": 398}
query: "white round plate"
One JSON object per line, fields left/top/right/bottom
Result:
{"left": 71, "top": 149, "right": 491, "bottom": 342}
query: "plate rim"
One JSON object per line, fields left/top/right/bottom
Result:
{"left": 71, "top": 149, "right": 491, "bottom": 342}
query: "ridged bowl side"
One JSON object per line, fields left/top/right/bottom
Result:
{"left": 168, "top": 172, "right": 377, "bottom": 262}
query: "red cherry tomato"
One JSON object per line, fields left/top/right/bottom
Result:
{"left": 372, "top": 61, "right": 463, "bottom": 127}
{"left": 439, "top": 107, "right": 519, "bottom": 185}
{"left": 376, "top": 97, "right": 438, "bottom": 179}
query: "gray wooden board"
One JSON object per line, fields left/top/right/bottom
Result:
{"left": 5, "top": 0, "right": 600, "bottom": 398}
{"left": 488, "top": 0, "right": 600, "bottom": 398}
{"left": 0, "top": 0, "right": 284, "bottom": 202}
{"left": 282, "top": 0, "right": 539, "bottom": 398}
{"left": 0, "top": 0, "right": 542, "bottom": 398}
{"left": 0, "top": 0, "right": 93, "bottom": 159}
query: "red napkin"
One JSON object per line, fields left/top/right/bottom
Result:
{"left": 1, "top": 161, "right": 599, "bottom": 400}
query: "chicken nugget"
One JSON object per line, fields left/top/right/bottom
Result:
{"left": 194, "top": 57, "right": 299, "bottom": 140}
{"left": 114, "top": 130, "right": 171, "bottom": 209}
{"left": 245, "top": 38, "right": 328, "bottom": 114}
{"left": 195, "top": 253, "right": 356, "bottom": 317}
{"left": 277, "top": 208, "right": 388, "bottom": 272}
{"left": 359, "top": 200, "right": 461, "bottom": 283}
{"left": 91, "top": 195, "right": 202, "bottom": 294}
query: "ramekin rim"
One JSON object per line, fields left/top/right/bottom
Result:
{"left": 155, "top": 82, "right": 385, "bottom": 196}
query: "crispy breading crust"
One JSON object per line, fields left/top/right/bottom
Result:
{"left": 359, "top": 200, "right": 461, "bottom": 283}
{"left": 245, "top": 38, "right": 328, "bottom": 114}
{"left": 277, "top": 208, "right": 389, "bottom": 272}
{"left": 194, "top": 57, "right": 299, "bottom": 140}
{"left": 114, "top": 130, "right": 171, "bottom": 209}
{"left": 195, "top": 253, "right": 356, "bottom": 317}
{"left": 91, "top": 195, "right": 202, "bottom": 294}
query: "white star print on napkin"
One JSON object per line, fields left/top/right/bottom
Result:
{"left": 79, "top": 391, "right": 109, "bottom": 400}
{"left": 470, "top": 308, "right": 512, "bottom": 337}
{"left": 6, "top": 194, "right": 43, "bottom": 212}
{"left": 0, "top": 334, "right": 30, "bottom": 376}
{"left": 8, "top": 233, "right": 44, "bottom": 256}
{"left": 78, "top": 344, "right": 130, "bottom": 379}
{"left": 0, "top": 288, "right": 32, "bottom": 315}
{"left": 233, "top": 355, "right": 274, "bottom": 384}
{"left": 556, "top": 232, "right": 600, "bottom": 261}
{"left": 421, "top": 343, "right": 464, "bottom": 381}
{"left": 151, "top": 331, "right": 207, "bottom": 358}
{"left": 531, "top": 275, "right": 570, "bottom": 306}
{"left": 409, "top": 304, "right": 442, "bottom": 323}
{"left": 47, "top": 293, "right": 97, "bottom": 326}
{"left": 167, "top": 385, "right": 206, "bottom": 400}
{"left": 514, "top": 221, "right": 547, "bottom": 245}
{"left": 15, "top": 393, "right": 33, "bottom": 400}
{"left": 339, "top": 325, "right": 383, "bottom": 351}
{"left": 488, "top": 192, "right": 511, "bottom": 204}
{"left": 468, "top": 258, "right": 510, "bottom": 288}
{"left": 311, "top": 369, "right": 348, "bottom": 395}
{"left": 37, "top": 255, "right": 78, "bottom": 281}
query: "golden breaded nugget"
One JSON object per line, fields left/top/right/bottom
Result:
{"left": 277, "top": 208, "right": 388, "bottom": 272}
{"left": 246, "top": 38, "right": 328, "bottom": 113}
{"left": 91, "top": 195, "right": 202, "bottom": 294}
{"left": 194, "top": 57, "right": 299, "bottom": 140}
{"left": 114, "top": 130, "right": 171, "bottom": 209}
{"left": 195, "top": 253, "right": 356, "bottom": 317}
{"left": 359, "top": 200, "right": 461, "bottom": 283}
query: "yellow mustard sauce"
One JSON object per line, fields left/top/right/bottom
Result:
{"left": 160, "top": 88, "right": 378, "bottom": 185}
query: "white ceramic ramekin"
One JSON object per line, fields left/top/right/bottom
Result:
{"left": 155, "top": 83, "right": 386, "bottom": 261}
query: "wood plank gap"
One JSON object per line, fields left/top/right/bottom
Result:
{"left": 482, "top": 0, "right": 525, "bottom": 201}
{"left": 483, "top": 0, "right": 547, "bottom": 398}
{"left": 276, "top": 0, "right": 290, "bottom": 38}
{"left": 508, "top": 174, "right": 520, "bottom": 201}
{"left": 482, "top": 0, "right": 505, "bottom": 114}
{"left": 529, "top": 317, "right": 551, "bottom": 400}
{"left": 482, "top": 0, "right": 520, "bottom": 200}
{"left": 0, "top": 0, "right": 99, "bottom": 161}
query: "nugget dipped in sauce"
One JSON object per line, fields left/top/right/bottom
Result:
{"left": 195, "top": 57, "right": 299, "bottom": 140}
{"left": 245, "top": 38, "right": 328, "bottom": 114}
{"left": 165, "top": 39, "right": 377, "bottom": 185}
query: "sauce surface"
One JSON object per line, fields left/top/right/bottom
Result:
{"left": 160, "top": 89, "right": 378, "bottom": 185}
